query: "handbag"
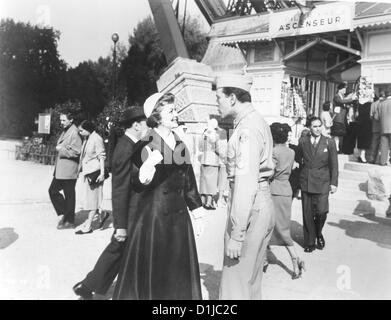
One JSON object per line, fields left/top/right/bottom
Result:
{"left": 85, "top": 168, "right": 109, "bottom": 188}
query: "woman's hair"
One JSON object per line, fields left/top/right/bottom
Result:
{"left": 146, "top": 93, "right": 176, "bottom": 128}
{"left": 281, "top": 123, "right": 292, "bottom": 133}
{"left": 270, "top": 122, "right": 288, "bottom": 144}
{"left": 322, "top": 101, "right": 331, "bottom": 111}
{"left": 79, "top": 120, "right": 95, "bottom": 133}
{"left": 337, "top": 82, "right": 347, "bottom": 91}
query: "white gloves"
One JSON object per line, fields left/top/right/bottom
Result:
{"left": 190, "top": 207, "right": 205, "bottom": 238}
{"left": 139, "top": 149, "right": 163, "bottom": 185}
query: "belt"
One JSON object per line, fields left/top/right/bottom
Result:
{"left": 258, "top": 180, "right": 270, "bottom": 187}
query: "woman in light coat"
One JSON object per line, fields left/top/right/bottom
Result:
{"left": 76, "top": 120, "right": 108, "bottom": 234}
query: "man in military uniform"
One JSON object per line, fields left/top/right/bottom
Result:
{"left": 216, "top": 74, "right": 275, "bottom": 300}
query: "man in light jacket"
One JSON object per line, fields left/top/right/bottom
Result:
{"left": 49, "top": 112, "right": 82, "bottom": 229}
{"left": 376, "top": 90, "right": 391, "bottom": 166}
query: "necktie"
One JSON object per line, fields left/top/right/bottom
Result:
{"left": 312, "top": 137, "right": 318, "bottom": 149}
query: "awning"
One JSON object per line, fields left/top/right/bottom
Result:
{"left": 208, "top": 12, "right": 269, "bottom": 46}
{"left": 213, "top": 33, "right": 270, "bottom": 46}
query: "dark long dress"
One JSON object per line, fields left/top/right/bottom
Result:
{"left": 357, "top": 102, "right": 372, "bottom": 149}
{"left": 113, "top": 129, "right": 203, "bottom": 300}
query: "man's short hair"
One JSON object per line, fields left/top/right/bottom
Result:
{"left": 60, "top": 112, "right": 75, "bottom": 121}
{"left": 308, "top": 115, "right": 322, "bottom": 126}
{"left": 221, "top": 87, "right": 251, "bottom": 103}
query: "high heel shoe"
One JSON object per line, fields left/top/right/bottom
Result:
{"left": 297, "top": 258, "right": 306, "bottom": 276}
{"left": 291, "top": 258, "right": 300, "bottom": 279}
{"left": 292, "top": 257, "right": 305, "bottom": 279}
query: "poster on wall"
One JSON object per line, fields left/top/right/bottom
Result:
{"left": 38, "top": 113, "right": 51, "bottom": 134}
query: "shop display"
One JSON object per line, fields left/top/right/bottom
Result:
{"left": 280, "top": 83, "right": 307, "bottom": 119}
{"left": 357, "top": 76, "right": 375, "bottom": 104}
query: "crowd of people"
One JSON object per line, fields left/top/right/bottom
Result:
{"left": 47, "top": 73, "right": 389, "bottom": 300}
{"left": 319, "top": 82, "right": 391, "bottom": 166}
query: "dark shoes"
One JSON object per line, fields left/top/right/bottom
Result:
{"left": 75, "top": 228, "right": 92, "bottom": 235}
{"left": 304, "top": 245, "right": 316, "bottom": 253}
{"left": 57, "top": 222, "right": 75, "bottom": 230}
{"left": 316, "top": 235, "right": 325, "bottom": 250}
{"left": 73, "top": 282, "right": 93, "bottom": 300}
{"left": 98, "top": 211, "right": 110, "bottom": 229}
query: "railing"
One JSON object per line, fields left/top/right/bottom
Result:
{"left": 15, "top": 144, "right": 56, "bottom": 165}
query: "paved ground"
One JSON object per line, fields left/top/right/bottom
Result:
{"left": 1, "top": 151, "right": 391, "bottom": 299}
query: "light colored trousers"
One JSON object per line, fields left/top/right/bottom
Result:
{"left": 219, "top": 183, "right": 275, "bottom": 300}
{"left": 380, "top": 134, "right": 391, "bottom": 165}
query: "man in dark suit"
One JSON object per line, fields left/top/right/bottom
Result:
{"left": 298, "top": 116, "right": 338, "bottom": 253}
{"left": 73, "top": 107, "right": 147, "bottom": 299}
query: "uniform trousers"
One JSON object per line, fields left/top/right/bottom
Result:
{"left": 48, "top": 178, "right": 77, "bottom": 224}
{"left": 219, "top": 183, "right": 275, "bottom": 300}
{"left": 82, "top": 233, "right": 126, "bottom": 295}
{"left": 380, "top": 134, "right": 391, "bottom": 165}
{"left": 301, "top": 192, "right": 329, "bottom": 247}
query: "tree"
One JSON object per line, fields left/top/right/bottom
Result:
{"left": 0, "top": 19, "right": 67, "bottom": 136}
{"left": 65, "top": 62, "right": 106, "bottom": 118}
{"left": 119, "top": 14, "right": 208, "bottom": 106}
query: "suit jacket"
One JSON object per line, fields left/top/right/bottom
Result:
{"left": 79, "top": 131, "right": 106, "bottom": 175}
{"left": 270, "top": 144, "right": 295, "bottom": 197}
{"left": 54, "top": 124, "right": 82, "bottom": 179}
{"left": 111, "top": 134, "right": 137, "bottom": 230}
{"left": 298, "top": 135, "right": 338, "bottom": 194}
{"left": 377, "top": 97, "right": 391, "bottom": 134}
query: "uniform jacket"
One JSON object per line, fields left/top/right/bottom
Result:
{"left": 227, "top": 104, "right": 274, "bottom": 242}
{"left": 54, "top": 124, "right": 82, "bottom": 179}
{"left": 111, "top": 134, "right": 137, "bottom": 230}
{"left": 376, "top": 97, "right": 391, "bottom": 134}
{"left": 270, "top": 144, "right": 295, "bottom": 197}
{"left": 78, "top": 131, "right": 106, "bottom": 175}
{"left": 298, "top": 135, "right": 338, "bottom": 194}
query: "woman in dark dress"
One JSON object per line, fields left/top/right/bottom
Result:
{"left": 357, "top": 102, "right": 372, "bottom": 163}
{"left": 331, "top": 82, "right": 357, "bottom": 153}
{"left": 113, "top": 93, "right": 204, "bottom": 300}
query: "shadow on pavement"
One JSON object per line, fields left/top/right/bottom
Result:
{"left": 290, "top": 221, "right": 304, "bottom": 248}
{"left": 328, "top": 207, "right": 391, "bottom": 249}
{"left": 266, "top": 248, "right": 294, "bottom": 278}
{"left": 0, "top": 227, "right": 19, "bottom": 249}
{"left": 199, "top": 263, "right": 222, "bottom": 300}
{"left": 359, "top": 182, "right": 368, "bottom": 193}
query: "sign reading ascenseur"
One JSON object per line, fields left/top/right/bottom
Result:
{"left": 269, "top": 2, "right": 353, "bottom": 38}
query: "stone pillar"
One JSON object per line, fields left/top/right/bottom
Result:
{"left": 156, "top": 57, "right": 219, "bottom": 183}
